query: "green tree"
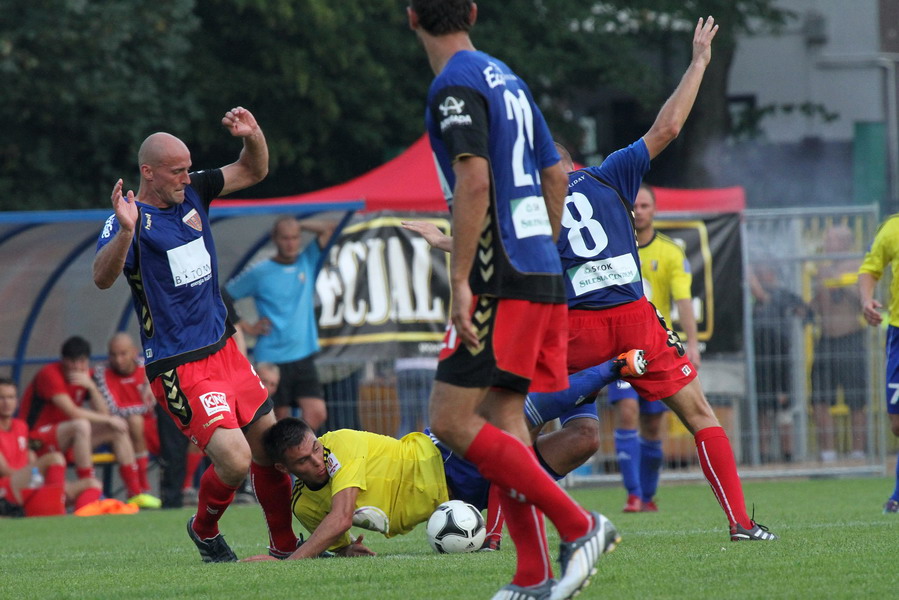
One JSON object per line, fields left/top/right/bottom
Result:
{"left": 186, "top": 0, "right": 429, "bottom": 198}
{"left": 0, "top": 0, "right": 199, "bottom": 210}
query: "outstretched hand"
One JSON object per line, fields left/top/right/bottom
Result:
{"left": 221, "top": 106, "right": 260, "bottom": 138}
{"left": 692, "top": 16, "right": 719, "bottom": 67}
{"left": 111, "top": 178, "right": 138, "bottom": 233}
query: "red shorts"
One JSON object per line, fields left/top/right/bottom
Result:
{"left": 150, "top": 339, "right": 268, "bottom": 450}
{"left": 567, "top": 297, "right": 696, "bottom": 401}
{"left": 437, "top": 297, "right": 568, "bottom": 394}
{"left": 29, "top": 424, "right": 76, "bottom": 463}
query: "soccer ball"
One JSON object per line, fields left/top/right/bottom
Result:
{"left": 426, "top": 500, "right": 486, "bottom": 553}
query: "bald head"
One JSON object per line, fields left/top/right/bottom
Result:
{"left": 138, "top": 132, "right": 188, "bottom": 169}
{"left": 823, "top": 224, "right": 854, "bottom": 253}
{"left": 136, "top": 132, "right": 192, "bottom": 208}
{"left": 108, "top": 332, "right": 138, "bottom": 375}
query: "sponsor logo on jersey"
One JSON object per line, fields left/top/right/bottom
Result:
{"left": 167, "top": 237, "right": 212, "bottom": 287}
{"left": 438, "top": 96, "right": 472, "bottom": 132}
{"left": 483, "top": 62, "right": 516, "bottom": 88}
{"left": 182, "top": 208, "right": 202, "bottom": 232}
{"left": 145, "top": 214, "right": 152, "bottom": 230}
{"left": 325, "top": 451, "right": 341, "bottom": 477}
{"left": 438, "top": 96, "right": 465, "bottom": 116}
{"left": 200, "top": 391, "right": 230, "bottom": 416}
{"left": 101, "top": 215, "right": 115, "bottom": 239}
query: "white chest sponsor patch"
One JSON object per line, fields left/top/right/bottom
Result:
{"left": 567, "top": 253, "right": 640, "bottom": 296}
{"left": 200, "top": 392, "right": 230, "bottom": 416}
{"left": 511, "top": 196, "right": 552, "bottom": 239}
{"left": 167, "top": 237, "right": 212, "bottom": 288}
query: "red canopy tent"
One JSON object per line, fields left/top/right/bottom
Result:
{"left": 215, "top": 134, "right": 745, "bottom": 214}
{"left": 217, "top": 135, "right": 448, "bottom": 213}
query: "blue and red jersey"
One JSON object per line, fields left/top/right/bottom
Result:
{"left": 426, "top": 50, "right": 564, "bottom": 303}
{"left": 95, "top": 170, "right": 233, "bottom": 380}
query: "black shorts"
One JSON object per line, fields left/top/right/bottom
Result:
{"left": 810, "top": 330, "right": 867, "bottom": 409}
{"left": 273, "top": 355, "right": 324, "bottom": 408}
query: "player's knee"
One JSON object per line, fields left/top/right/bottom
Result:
{"left": 565, "top": 420, "right": 601, "bottom": 457}
{"left": 72, "top": 417, "right": 91, "bottom": 438}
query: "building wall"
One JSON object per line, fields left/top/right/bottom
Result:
{"left": 729, "top": 0, "right": 884, "bottom": 144}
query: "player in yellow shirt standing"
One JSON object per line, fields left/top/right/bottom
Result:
{"left": 608, "top": 183, "right": 701, "bottom": 513}
{"left": 858, "top": 214, "right": 899, "bottom": 513}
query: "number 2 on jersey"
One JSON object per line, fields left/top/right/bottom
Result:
{"left": 504, "top": 89, "right": 536, "bottom": 188}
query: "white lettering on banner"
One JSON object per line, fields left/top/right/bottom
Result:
{"left": 167, "top": 237, "right": 212, "bottom": 288}
{"left": 568, "top": 254, "right": 640, "bottom": 296}
{"left": 200, "top": 392, "right": 230, "bottom": 416}
{"left": 365, "top": 237, "right": 389, "bottom": 324}
{"left": 316, "top": 231, "right": 447, "bottom": 330}
{"left": 511, "top": 196, "right": 552, "bottom": 239}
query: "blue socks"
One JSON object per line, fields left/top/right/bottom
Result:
{"left": 615, "top": 428, "right": 641, "bottom": 497}
{"left": 891, "top": 451, "right": 899, "bottom": 502}
{"left": 526, "top": 359, "right": 618, "bottom": 426}
{"left": 639, "top": 437, "right": 663, "bottom": 502}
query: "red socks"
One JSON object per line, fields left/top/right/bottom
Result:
{"left": 76, "top": 466, "right": 95, "bottom": 480}
{"left": 483, "top": 484, "right": 504, "bottom": 550}
{"left": 183, "top": 452, "right": 204, "bottom": 489}
{"left": 464, "top": 422, "right": 590, "bottom": 541}
{"left": 499, "top": 491, "right": 553, "bottom": 586}
{"left": 75, "top": 487, "right": 102, "bottom": 510}
{"left": 695, "top": 426, "right": 752, "bottom": 529}
{"left": 193, "top": 467, "right": 239, "bottom": 540}
{"left": 119, "top": 463, "right": 142, "bottom": 498}
{"left": 44, "top": 464, "right": 66, "bottom": 487}
{"left": 135, "top": 454, "right": 150, "bottom": 492}
{"left": 250, "top": 462, "right": 298, "bottom": 554}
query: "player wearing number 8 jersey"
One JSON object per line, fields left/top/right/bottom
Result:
{"left": 557, "top": 16, "right": 776, "bottom": 542}
{"left": 410, "top": 2, "right": 616, "bottom": 599}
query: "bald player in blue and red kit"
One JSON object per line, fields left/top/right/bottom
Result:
{"left": 409, "top": 2, "right": 618, "bottom": 599}
{"left": 557, "top": 16, "right": 775, "bottom": 542}
{"left": 93, "top": 107, "right": 299, "bottom": 562}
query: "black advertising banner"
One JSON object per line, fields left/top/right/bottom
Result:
{"left": 316, "top": 212, "right": 451, "bottom": 361}
{"left": 316, "top": 210, "right": 742, "bottom": 359}
{"left": 654, "top": 213, "right": 742, "bottom": 354}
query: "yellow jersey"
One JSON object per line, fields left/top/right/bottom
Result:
{"left": 859, "top": 214, "right": 899, "bottom": 327}
{"left": 290, "top": 429, "right": 449, "bottom": 550}
{"left": 638, "top": 231, "right": 692, "bottom": 325}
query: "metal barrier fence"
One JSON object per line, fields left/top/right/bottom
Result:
{"left": 315, "top": 205, "right": 893, "bottom": 486}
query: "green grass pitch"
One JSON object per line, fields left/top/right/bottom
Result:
{"left": 1, "top": 477, "right": 896, "bottom": 599}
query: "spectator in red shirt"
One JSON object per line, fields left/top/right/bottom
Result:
{"left": 19, "top": 336, "right": 158, "bottom": 508}
{"left": 1, "top": 377, "right": 102, "bottom": 515}
{"left": 94, "top": 333, "right": 158, "bottom": 500}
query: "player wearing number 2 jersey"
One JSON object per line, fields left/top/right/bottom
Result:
{"left": 556, "top": 16, "right": 776, "bottom": 542}
{"left": 410, "top": 2, "right": 616, "bottom": 599}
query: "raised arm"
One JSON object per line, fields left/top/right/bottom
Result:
{"left": 93, "top": 179, "right": 137, "bottom": 289}
{"left": 219, "top": 107, "right": 269, "bottom": 196}
{"left": 642, "top": 16, "right": 718, "bottom": 160}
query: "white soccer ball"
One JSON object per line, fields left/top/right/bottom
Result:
{"left": 426, "top": 500, "right": 486, "bottom": 553}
